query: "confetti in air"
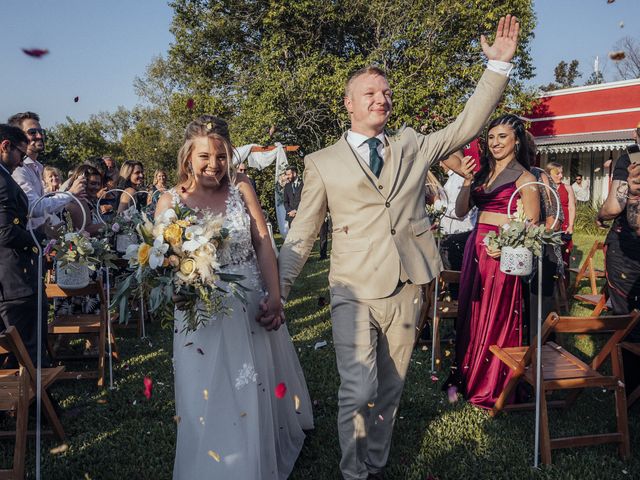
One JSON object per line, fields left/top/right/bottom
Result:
{"left": 186, "top": 98, "right": 195, "bottom": 110}
{"left": 203, "top": 389, "right": 209, "bottom": 400}
{"left": 430, "top": 374, "right": 438, "bottom": 383}
{"left": 143, "top": 376, "right": 153, "bottom": 400}
{"left": 22, "top": 48, "right": 49, "bottom": 58}
{"left": 74, "top": 96, "right": 79, "bottom": 103}
{"left": 275, "top": 382, "right": 287, "bottom": 399}
{"left": 208, "top": 450, "right": 221, "bottom": 462}
{"left": 609, "top": 51, "right": 626, "bottom": 61}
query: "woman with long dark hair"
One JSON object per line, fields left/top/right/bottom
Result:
{"left": 447, "top": 114, "right": 540, "bottom": 408}
{"left": 116, "top": 160, "right": 146, "bottom": 212}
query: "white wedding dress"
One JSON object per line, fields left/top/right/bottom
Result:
{"left": 171, "top": 185, "right": 313, "bottom": 479}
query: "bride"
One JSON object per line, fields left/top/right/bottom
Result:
{"left": 155, "top": 115, "right": 313, "bottom": 479}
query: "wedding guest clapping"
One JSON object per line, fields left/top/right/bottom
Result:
{"left": 65, "top": 165, "right": 105, "bottom": 236}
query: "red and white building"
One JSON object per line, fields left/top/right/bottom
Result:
{"left": 525, "top": 78, "right": 640, "bottom": 205}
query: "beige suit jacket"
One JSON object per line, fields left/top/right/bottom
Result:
{"left": 279, "top": 69, "right": 509, "bottom": 300}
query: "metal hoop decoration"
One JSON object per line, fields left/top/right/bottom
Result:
{"left": 506, "top": 181, "right": 561, "bottom": 230}
{"left": 28, "top": 192, "right": 86, "bottom": 480}
{"left": 96, "top": 188, "right": 137, "bottom": 225}
{"left": 505, "top": 180, "right": 561, "bottom": 468}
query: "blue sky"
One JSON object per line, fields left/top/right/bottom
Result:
{"left": 1, "top": 0, "right": 638, "bottom": 128}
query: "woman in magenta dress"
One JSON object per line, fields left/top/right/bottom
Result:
{"left": 545, "top": 162, "right": 575, "bottom": 270}
{"left": 448, "top": 114, "right": 540, "bottom": 409}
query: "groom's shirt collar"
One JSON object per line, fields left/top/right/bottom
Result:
{"left": 346, "top": 130, "right": 386, "bottom": 168}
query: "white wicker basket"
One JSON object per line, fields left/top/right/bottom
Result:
{"left": 499, "top": 246, "right": 533, "bottom": 276}
{"left": 56, "top": 262, "right": 90, "bottom": 289}
{"left": 116, "top": 233, "right": 138, "bottom": 253}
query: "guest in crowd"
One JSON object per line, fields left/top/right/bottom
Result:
{"left": 0, "top": 124, "right": 49, "bottom": 366}
{"left": 283, "top": 165, "right": 302, "bottom": 226}
{"left": 275, "top": 172, "right": 290, "bottom": 236}
{"left": 43, "top": 166, "right": 62, "bottom": 193}
{"left": 545, "top": 162, "right": 575, "bottom": 271}
{"left": 522, "top": 132, "right": 564, "bottom": 342}
{"left": 571, "top": 174, "right": 590, "bottom": 203}
{"left": 8, "top": 112, "right": 86, "bottom": 235}
{"left": 66, "top": 164, "right": 104, "bottom": 236}
{"left": 117, "top": 160, "right": 146, "bottom": 212}
{"left": 598, "top": 131, "right": 640, "bottom": 398}
{"left": 237, "top": 163, "right": 257, "bottom": 193}
{"left": 438, "top": 151, "right": 477, "bottom": 271}
{"left": 148, "top": 168, "right": 169, "bottom": 209}
{"left": 103, "top": 156, "right": 118, "bottom": 182}
{"left": 448, "top": 114, "right": 539, "bottom": 409}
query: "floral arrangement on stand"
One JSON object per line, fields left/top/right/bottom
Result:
{"left": 100, "top": 205, "right": 143, "bottom": 253}
{"left": 425, "top": 199, "right": 447, "bottom": 239}
{"left": 483, "top": 200, "right": 563, "bottom": 276}
{"left": 111, "top": 203, "right": 248, "bottom": 333}
{"left": 44, "top": 212, "right": 117, "bottom": 289}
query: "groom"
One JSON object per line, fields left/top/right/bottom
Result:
{"left": 278, "top": 16, "right": 519, "bottom": 479}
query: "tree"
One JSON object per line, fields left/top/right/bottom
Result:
{"left": 585, "top": 70, "right": 605, "bottom": 86}
{"left": 139, "top": 0, "right": 537, "bottom": 220}
{"left": 613, "top": 36, "right": 640, "bottom": 80}
{"left": 541, "top": 59, "right": 581, "bottom": 91}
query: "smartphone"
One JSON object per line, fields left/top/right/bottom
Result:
{"left": 628, "top": 144, "right": 640, "bottom": 165}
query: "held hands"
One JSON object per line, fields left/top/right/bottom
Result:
{"left": 481, "top": 14, "right": 520, "bottom": 63}
{"left": 288, "top": 210, "right": 297, "bottom": 218}
{"left": 485, "top": 244, "right": 501, "bottom": 259}
{"left": 255, "top": 295, "right": 285, "bottom": 331}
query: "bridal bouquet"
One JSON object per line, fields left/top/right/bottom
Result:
{"left": 111, "top": 204, "right": 247, "bottom": 332}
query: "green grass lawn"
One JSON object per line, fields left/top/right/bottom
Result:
{"left": 2, "top": 232, "right": 639, "bottom": 479}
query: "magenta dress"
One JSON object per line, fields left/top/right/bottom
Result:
{"left": 453, "top": 182, "right": 523, "bottom": 409}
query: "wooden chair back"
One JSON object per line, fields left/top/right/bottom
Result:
{"left": 570, "top": 240, "right": 604, "bottom": 295}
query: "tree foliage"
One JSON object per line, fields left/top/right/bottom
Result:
{"left": 541, "top": 59, "right": 581, "bottom": 91}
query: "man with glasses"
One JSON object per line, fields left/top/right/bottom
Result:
{"left": 0, "top": 124, "right": 48, "bottom": 366}
{"left": 8, "top": 112, "right": 86, "bottom": 233}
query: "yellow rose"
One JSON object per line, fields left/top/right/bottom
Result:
{"left": 175, "top": 220, "right": 190, "bottom": 228}
{"left": 163, "top": 224, "right": 183, "bottom": 246}
{"left": 179, "top": 258, "right": 196, "bottom": 276}
{"left": 138, "top": 243, "right": 151, "bottom": 265}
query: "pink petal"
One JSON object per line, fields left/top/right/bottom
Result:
{"left": 22, "top": 48, "right": 49, "bottom": 58}
{"left": 274, "top": 382, "right": 287, "bottom": 399}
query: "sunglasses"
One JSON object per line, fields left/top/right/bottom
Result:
{"left": 25, "top": 128, "right": 46, "bottom": 137}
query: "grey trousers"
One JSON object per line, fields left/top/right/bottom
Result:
{"left": 330, "top": 282, "right": 422, "bottom": 480}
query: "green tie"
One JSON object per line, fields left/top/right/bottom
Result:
{"left": 365, "top": 137, "right": 383, "bottom": 177}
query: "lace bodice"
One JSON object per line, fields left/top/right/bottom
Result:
{"left": 168, "top": 185, "right": 257, "bottom": 269}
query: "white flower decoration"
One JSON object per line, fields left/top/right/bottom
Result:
{"left": 148, "top": 236, "right": 169, "bottom": 269}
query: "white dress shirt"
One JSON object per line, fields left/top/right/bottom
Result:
{"left": 346, "top": 131, "right": 386, "bottom": 168}
{"left": 571, "top": 181, "right": 590, "bottom": 202}
{"left": 12, "top": 157, "right": 69, "bottom": 229}
{"left": 440, "top": 171, "right": 477, "bottom": 234}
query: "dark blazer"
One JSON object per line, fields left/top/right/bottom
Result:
{"left": 0, "top": 165, "right": 39, "bottom": 301}
{"left": 283, "top": 179, "right": 303, "bottom": 218}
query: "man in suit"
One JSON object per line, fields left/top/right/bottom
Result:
{"left": 277, "top": 16, "right": 519, "bottom": 480}
{"left": 283, "top": 166, "right": 303, "bottom": 226}
{"left": 0, "top": 124, "right": 47, "bottom": 366}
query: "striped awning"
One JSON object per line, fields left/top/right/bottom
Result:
{"left": 535, "top": 130, "right": 634, "bottom": 154}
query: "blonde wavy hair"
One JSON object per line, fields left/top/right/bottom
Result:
{"left": 177, "top": 115, "right": 237, "bottom": 188}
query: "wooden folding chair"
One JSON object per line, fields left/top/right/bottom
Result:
{"left": 0, "top": 366, "right": 28, "bottom": 480}
{"left": 490, "top": 311, "right": 640, "bottom": 464}
{"left": 573, "top": 284, "right": 610, "bottom": 317}
{"left": 0, "top": 327, "right": 66, "bottom": 442}
{"left": 414, "top": 271, "right": 460, "bottom": 370}
{"left": 569, "top": 240, "right": 605, "bottom": 296}
{"left": 620, "top": 342, "right": 640, "bottom": 408}
{"left": 46, "top": 279, "right": 117, "bottom": 388}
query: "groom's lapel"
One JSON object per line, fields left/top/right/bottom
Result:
{"left": 336, "top": 135, "right": 385, "bottom": 199}
{"left": 384, "top": 133, "right": 404, "bottom": 201}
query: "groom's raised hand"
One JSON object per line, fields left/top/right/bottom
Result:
{"left": 481, "top": 14, "right": 520, "bottom": 63}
